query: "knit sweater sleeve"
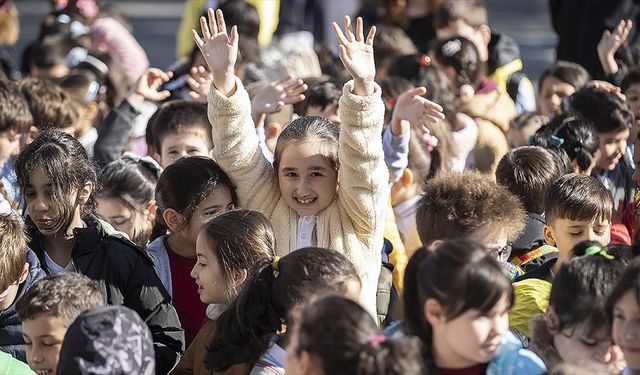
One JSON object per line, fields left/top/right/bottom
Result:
{"left": 336, "top": 80, "right": 388, "bottom": 237}
{"left": 207, "top": 78, "right": 281, "bottom": 215}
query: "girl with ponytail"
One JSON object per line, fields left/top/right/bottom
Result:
{"left": 533, "top": 115, "right": 600, "bottom": 175}
{"left": 285, "top": 295, "right": 425, "bottom": 375}
{"left": 403, "top": 239, "right": 547, "bottom": 374}
{"left": 205, "top": 247, "right": 362, "bottom": 374}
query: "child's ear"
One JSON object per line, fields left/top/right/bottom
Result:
{"left": 85, "top": 102, "right": 100, "bottom": 121}
{"left": 545, "top": 305, "right": 560, "bottom": 333}
{"left": 299, "top": 351, "right": 321, "bottom": 375}
{"left": 145, "top": 200, "right": 158, "bottom": 218}
{"left": 266, "top": 122, "right": 282, "bottom": 141}
{"left": 400, "top": 168, "right": 414, "bottom": 187}
{"left": 77, "top": 182, "right": 94, "bottom": 205}
{"left": 543, "top": 224, "right": 557, "bottom": 246}
{"left": 162, "top": 208, "right": 185, "bottom": 233}
{"left": 478, "top": 24, "right": 492, "bottom": 46}
{"left": 18, "top": 262, "right": 29, "bottom": 284}
{"left": 424, "top": 298, "right": 445, "bottom": 327}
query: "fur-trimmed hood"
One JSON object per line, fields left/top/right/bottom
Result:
{"left": 529, "top": 316, "right": 563, "bottom": 370}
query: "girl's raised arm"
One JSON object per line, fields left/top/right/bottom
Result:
{"left": 192, "top": 9, "right": 238, "bottom": 97}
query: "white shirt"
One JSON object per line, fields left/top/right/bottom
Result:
{"left": 44, "top": 252, "right": 75, "bottom": 274}
{"left": 296, "top": 215, "right": 317, "bottom": 250}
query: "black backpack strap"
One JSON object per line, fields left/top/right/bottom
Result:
{"left": 506, "top": 71, "right": 525, "bottom": 103}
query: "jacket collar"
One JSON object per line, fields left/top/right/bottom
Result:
{"left": 27, "top": 215, "right": 103, "bottom": 259}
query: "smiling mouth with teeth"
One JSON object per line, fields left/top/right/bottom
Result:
{"left": 295, "top": 197, "right": 317, "bottom": 205}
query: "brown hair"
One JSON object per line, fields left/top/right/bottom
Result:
{"left": 16, "top": 272, "right": 103, "bottom": 325}
{"left": 434, "top": 0, "right": 488, "bottom": 29}
{"left": 373, "top": 24, "right": 417, "bottom": 70}
{"left": 544, "top": 173, "right": 613, "bottom": 225}
{"left": 152, "top": 100, "right": 213, "bottom": 153}
{"left": 416, "top": 171, "right": 525, "bottom": 245}
{"left": 199, "top": 209, "right": 276, "bottom": 301}
{"left": 0, "top": 79, "right": 32, "bottom": 134}
{"left": 19, "top": 78, "right": 80, "bottom": 131}
{"left": 0, "top": 214, "right": 28, "bottom": 292}
{"left": 273, "top": 116, "right": 340, "bottom": 174}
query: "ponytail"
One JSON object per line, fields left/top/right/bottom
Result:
{"left": 205, "top": 260, "right": 280, "bottom": 371}
{"left": 205, "top": 247, "right": 360, "bottom": 371}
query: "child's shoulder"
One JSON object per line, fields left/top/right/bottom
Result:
{"left": 488, "top": 331, "right": 547, "bottom": 375}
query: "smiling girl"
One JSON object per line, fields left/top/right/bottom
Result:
{"left": 194, "top": 9, "right": 388, "bottom": 314}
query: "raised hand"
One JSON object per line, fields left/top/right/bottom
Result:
{"left": 192, "top": 8, "right": 238, "bottom": 95}
{"left": 131, "top": 68, "right": 173, "bottom": 105}
{"left": 187, "top": 65, "right": 213, "bottom": 103}
{"left": 598, "top": 19, "right": 633, "bottom": 57}
{"left": 332, "top": 16, "right": 376, "bottom": 96}
{"left": 252, "top": 76, "right": 308, "bottom": 115}
{"left": 392, "top": 87, "right": 445, "bottom": 128}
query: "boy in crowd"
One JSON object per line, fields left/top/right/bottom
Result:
{"left": 0, "top": 214, "right": 44, "bottom": 363}
{"left": 496, "top": 146, "right": 562, "bottom": 280}
{"left": 151, "top": 100, "right": 212, "bottom": 168}
{"left": 19, "top": 78, "right": 80, "bottom": 137}
{"left": 16, "top": 273, "right": 104, "bottom": 374}
{"left": 415, "top": 170, "right": 526, "bottom": 260}
{"left": 434, "top": 0, "right": 536, "bottom": 114}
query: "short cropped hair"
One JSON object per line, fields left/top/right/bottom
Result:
{"left": 19, "top": 78, "right": 80, "bottom": 130}
{"left": 0, "top": 214, "right": 28, "bottom": 292}
{"left": 16, "top": 273, "right": 103, "bottom": 326}
{"left": 544, "top": 173, "right": 613, "bottom": 225}
{"left": 373, "top": 24, "right": 417, "bottom": 69}
{"left": 434, "top": 0, "right": 488, "bottom": 29}
{"left": 496, "top": 146, "right": 560, "bottom": 214}
{"left": 152, "top": 100, "right": 212, "bottom": 152}
{"left": 416, "top": 171, "right": 526, "bottom": 246}
{"left": 568, "top": 87, "right": 634, "bottom": 133}
{"left": 621, "top": 67, "right": 640, "bottom": 93}
{"left": 0, "top": 79, "right": 32, "bottom": 133}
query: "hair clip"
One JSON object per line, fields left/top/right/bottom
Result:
{"left": 584, "top": 246, "right": 615, "bottom": 260}
{"left": 121, "top": 152, "right": 163, "bottom": 175}
{"left": 419, "top": 54, "right": 430, "bottom": 68}
{"left": 369, "top": 334, "right": 386, "bottom": 346}
{"left": 83, "top": 80, "right": 100, "bottom": 103}
{"left": 442, "top": 39, "right": 462, "bottom": 57}
{"left": 550, "top": 135, "right": 565, "bottom": 148}
{"left": 272, "top": 256, "right": 280, "bottom": 278}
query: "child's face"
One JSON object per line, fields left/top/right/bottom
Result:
{"left": 539, "top": 76, "right": 576, "bottom": 117}
{"left": 25, "top": 167, "right": 68, "bottom": 237}
{"left": 192, "top": 232, "right": 228, "bottom": 304}
{"left": 544, "top": 217, "right": 611, "bottom": 262}
{"left": 0, "top": 129, "right": 21, "bottom": 167}
{"left": 0, "top": 263, "right": 28, "bottom": 310}
{"left": 597, "top": 129, "right": 629, "bottom": 171}
{"left": 278, "top": 141, "right": 338, "bottom": 217}
{"left": 430, "top": 295, "right": 510, "bottom": 368}
{"left": 23, "top": 314, "right": 68, "bottom": 375}
{"left": 552, "top": 320, "right": 613, "bottom": 366}
{"left": 467, "top": 226, "right": 510, "bottom": 262}
{"left": 96, "top": 197, "right": 151, "bottom": 246}
{"left": 183, "top": 186, "right": 234, "bottom": 248}
{"left": 159, "top": 130, "right": 211, "bottom": 168}
{"left": 612, "top": 290, "right": 640, "bottom": 370}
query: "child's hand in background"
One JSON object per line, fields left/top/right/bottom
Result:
{"left": 128, "top": 68, "right": 173, "bottom": 109}
{"left": 391, "top": 87, "right": 445, "bottom": 135}
{"left": 332, "top": 16, "right": 376, "bottom": 96}
{"left": 192, "top": 9, "right": 238, "bottom": 95}
{"left": 252, "top": 76, "right": 308, "bottom": 115}
{"left": 187, "top": 66, "right": 213, "bottom": 103}
{"left": 597, "top": 19, "right": 632, "bottom": 76}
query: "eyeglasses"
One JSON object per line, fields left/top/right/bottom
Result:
{"left": 488, "top": 243, "right": 513, "bottom": 263}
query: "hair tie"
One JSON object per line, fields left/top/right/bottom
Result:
{"left": 369, "top": 334, "right": 386, "bottom": 346}
{"left": 272, "top": 256, "right": 280, "bottom": 278}
{"left": 584, "top": 246, "right": 614, "bottom": 260}
{"left": 386, "top": 97, "right": 396, "bottom": 106}
{"left": 550, "top": 135, "right": 565, "bottom": 148}
{"left": 419, "top": 54, "right": 430, "bottom": 68}
{"left": 442, "top": 39, "right": 462, "bottom": 57}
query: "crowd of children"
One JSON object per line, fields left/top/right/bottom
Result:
{"left": 1, "top": 0, "right": 640, "bottom": 374}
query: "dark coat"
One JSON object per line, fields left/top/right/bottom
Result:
{"left": 0, "top": 250, "right": 45, "bottom": 362}
{"left": 27, "top": 215, "right": 185, "bottom": 375}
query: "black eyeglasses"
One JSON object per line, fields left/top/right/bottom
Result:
{"left": 488, "top": 243, "right": 513, "bottom": 263}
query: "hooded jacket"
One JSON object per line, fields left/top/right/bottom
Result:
{"left": 27, "top": 215, "right": 185, "bottom": 375}
{"left": 0, "top": 250, "right": 45, "bottom": 362}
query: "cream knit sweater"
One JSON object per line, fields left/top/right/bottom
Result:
{"left": 207, "top": 78, "right": 388, "bottom": 315}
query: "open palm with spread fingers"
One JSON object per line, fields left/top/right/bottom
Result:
{"left": 192, "top": 8, "right": 238, "bottom": 94}
{"left": 332, "top": 16, "right": 376, "bottom": 95}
